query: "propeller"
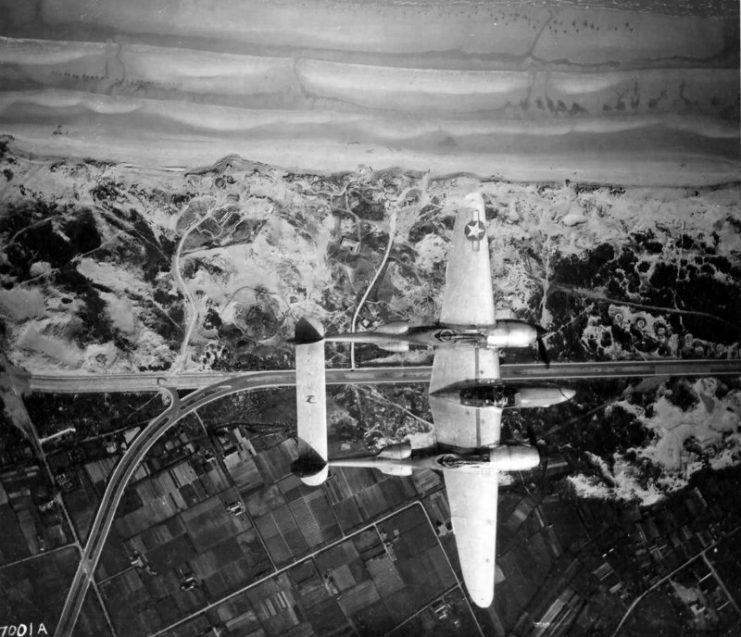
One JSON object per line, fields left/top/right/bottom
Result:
{"left": 535, "top": 325, "right": 551, "bottom": 368}
{"left": 524, "top": 422, "right": 574, "bottom": 491}
{"left": 526, "top": 425, "right": 549, "bottom": 474}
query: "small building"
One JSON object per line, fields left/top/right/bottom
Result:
{"left": 340, "top": 236, "right": 360, "bottom": 254}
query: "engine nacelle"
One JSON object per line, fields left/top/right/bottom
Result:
{"left": 488, "top": 445, "right": 539, "bottom": 472}
{"left": 486, "top": 320, "right": 538, "bottom": 349}
{"left": 378, "top": 441, "right": 412, "bottom": 460}
{"left": 379, "top": 341, "right": 410, "bottom": 353}
{"left": 373, "top": 321, "right": 410, "bottom": 335}
{"left": 378, "top": 463, "right": 413, "bottom": 477}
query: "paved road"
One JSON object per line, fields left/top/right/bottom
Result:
{"left": 31, "top": 358, "right": 741, "bottom": 394}
{"left": 53, "top": 358, "right": 741, "bottom": 635}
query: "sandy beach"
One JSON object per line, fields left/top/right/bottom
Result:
{"left": 0, "top": 0, "right": 738, "bottom": 183}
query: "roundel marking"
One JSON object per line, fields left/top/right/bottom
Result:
{"left": 464, "top": 220, "right": 486, "bottom": 241}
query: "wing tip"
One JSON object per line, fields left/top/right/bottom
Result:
{"left": 471, "top": 589, "right": 494, "bottom": 608}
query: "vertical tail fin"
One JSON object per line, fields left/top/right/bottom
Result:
{"left": 293, "top": 318, "right": 329, "bottom": 486}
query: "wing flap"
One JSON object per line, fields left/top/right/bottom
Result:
{"left": 439, "top": 193, "right": 495, "bottom": 327}
{"left": 444, "top": 469, "right": 499, "bottom": 608}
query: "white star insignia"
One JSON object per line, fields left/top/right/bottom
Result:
{"left": 464, "top": 220, "right": 486, "bottom": 241}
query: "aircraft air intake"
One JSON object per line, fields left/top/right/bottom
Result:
{"left": 378, "top": 341, "right": 410, "bottom": 352}
{"left": 378, "top": 463, "right": 413, "bottom": 477}
{"left": 378, "top": 441, "right": 412, "bottom": 460}
{"left": 373, "top": 320, "right": 410, "bottom": 334}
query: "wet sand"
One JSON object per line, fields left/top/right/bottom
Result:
{"left": 0, "top": 0, "right": 738, "bottom": 185}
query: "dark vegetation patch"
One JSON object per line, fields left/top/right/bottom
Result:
{"left": 631, "top": 230, "right": 664, "bottom": 254}
{"left": 645, "top": 264, "right": 741, "bottom": 342}
{"left": 90, "top": 178, "right": 124, "bottom": 202}
{"left": 408, "top": 220, "right": 437, "bottom": 244}
{"left": 663, "top": 378, "right": 699, "bottom": 411}
{"left": 547, "top": 221, "right": 741, "bottom": 356}
{"left": 53, "top": 266, "right": 114, "bottom": 344}
{"left": 543, "top": 292, "right": 591, "bottom": 361}
{"left": 4, "top": 203, "right": 101, "bottom": 280}
{"left": 134, "top": 298, "right": 183, "bottom": 354}
{"left": 586, "top": 403, "right": 652, "bottom": 461}
{"left": 344, "top": 187, "right": 386, "bottom": 221}
{"left": 24, "top": 392, "right": 169, "bottom": 440}
{"left": 106, "top": 207, "right": 174, "bottom": 283}
{"left": 0, "top": 396, "right": 37, "bottom": 467}
{"left": 552, "top": 243, "right": 615, "bottom": 288}
{"left": 203, "top": 308, "right": 222, "bottom": 330}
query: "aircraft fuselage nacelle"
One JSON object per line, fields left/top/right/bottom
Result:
{"left": 325, "top": 319, "right": 539, "bottom": 351}
{"left": 484, "top": 320, "right": 539, "bottom": 349}
{"left": 433, "top": 383, "right": 576, "bottom": 409}
{"left": 330, "top": 444, "right": 539, "bottom": 477}
{"left": 419, "top": 445, "right": 539, "bottom": 473}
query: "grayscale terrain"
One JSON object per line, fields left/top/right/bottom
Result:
{"left": 0, "top": 0, "right": 739, "bottom": 635}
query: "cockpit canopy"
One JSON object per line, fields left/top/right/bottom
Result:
{"left": 460, "top": 384, "right": 517, "bottom": 408}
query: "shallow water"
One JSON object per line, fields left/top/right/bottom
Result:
{"left": 0, "top": 0, "right": 738, "bottom": 184}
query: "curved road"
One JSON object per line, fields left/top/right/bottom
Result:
{"left": 53, "top": 358, "right": 741, "bottom": 636}
{"left": 53, "top": 366, "right": 430, "bottom": 637}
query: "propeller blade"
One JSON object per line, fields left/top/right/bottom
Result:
{"left": 526, "top": 426, "right": 549, "bottom": 474}
{"left": 537, "top": 336, "right": 550, "bottom": 368}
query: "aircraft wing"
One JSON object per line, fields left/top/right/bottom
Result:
{"left": 429, "top": 345, "right": 500, "bottom": 394}
{"left": 429, "top": 393, "right": 502, "bottom": 450}
{"left": 429, "top": 346, "right": 502, "bottom": 449}
{"left": 294, "top": 318, "right": 329, "bottom": 486}
{"left": 443, "top": 469, "right": 499, "bottom": 608}
{"left": 439, "top": 192, "right": 495, "bottom": 327}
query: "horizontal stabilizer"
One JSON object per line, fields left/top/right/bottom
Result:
{"left": 294, "top": 319, "right": 328, "bottom": 486}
